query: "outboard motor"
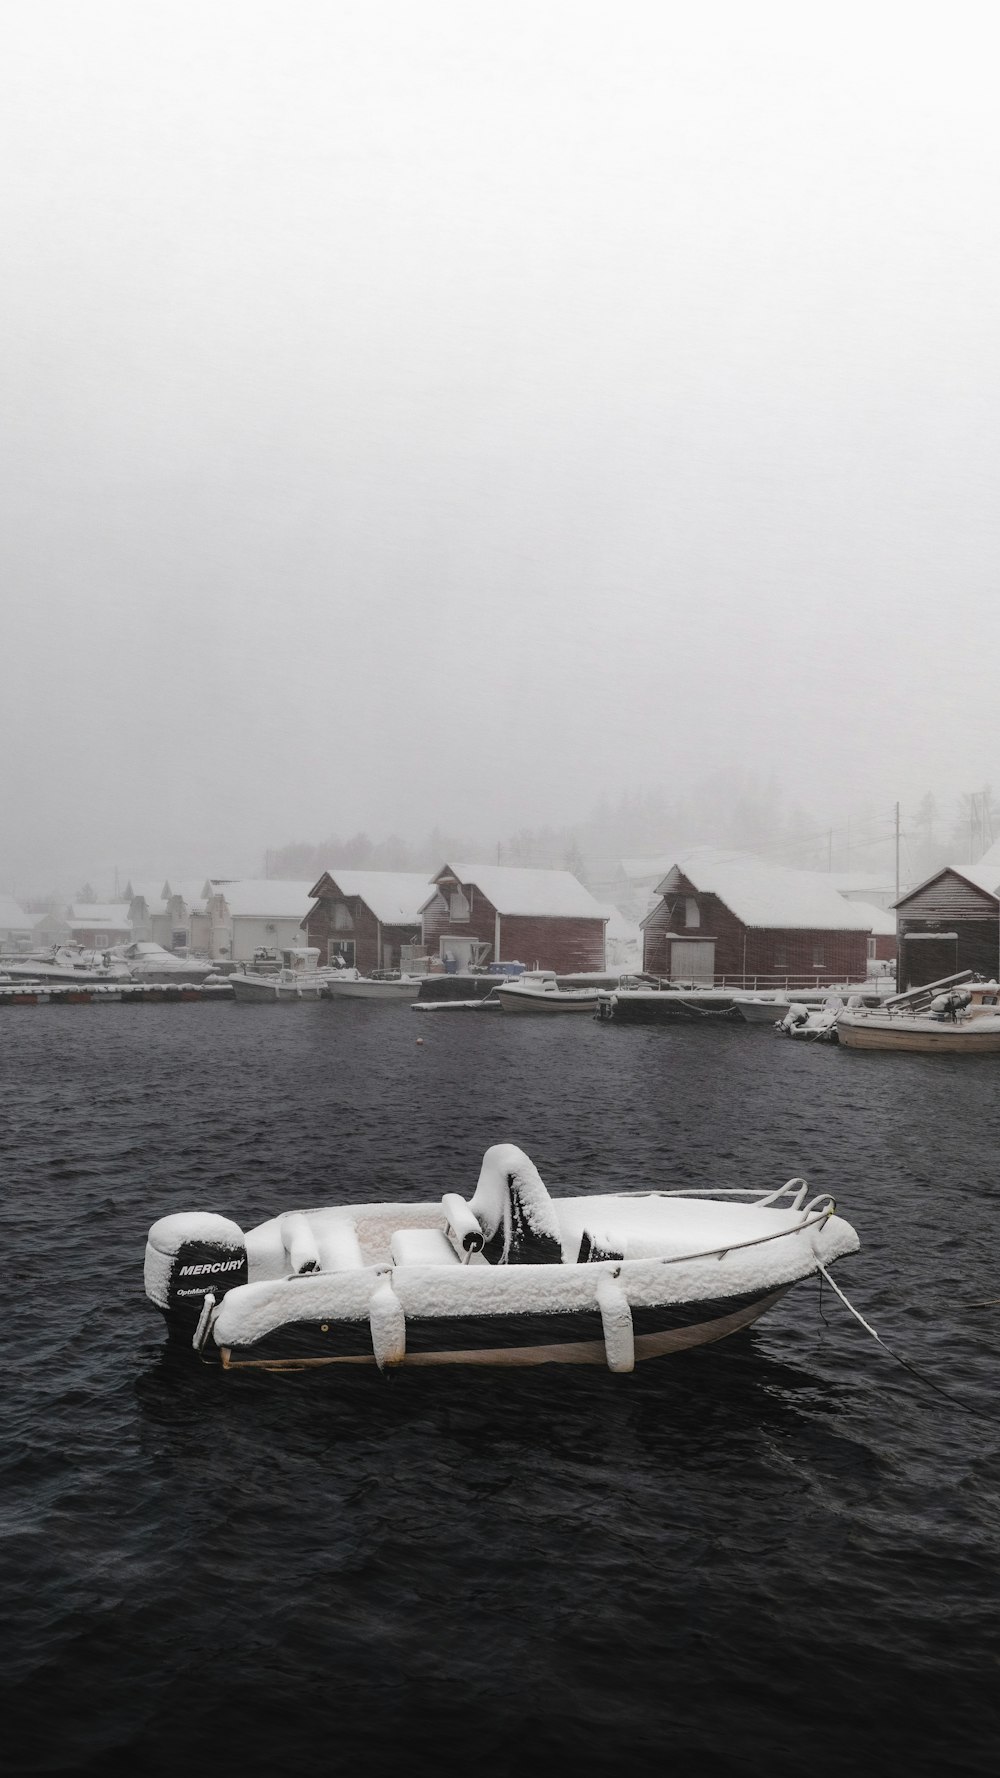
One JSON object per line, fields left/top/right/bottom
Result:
{"left": 144, "top": 1212, "right": 248, "bottom": 1343}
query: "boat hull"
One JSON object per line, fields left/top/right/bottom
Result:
{"left": 231, "top": 975, "right": 327, "bottom": 1002}
{"left": 496, "top": 987, "right": 603, "bottom": 1013}
{"left": 218, "top": 1285, "right": 789, "bottom": 1371}
{"left": 836, "top": 1012, "right": 1000, "bottom": 1052}
{"left": 325, "top": 979, "right": 422, "bottom": 1000}
{"left": 734, "top": 996, "right": 792, "bottom": 1024}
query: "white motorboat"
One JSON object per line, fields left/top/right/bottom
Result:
{"left": 116, "top": 942, "right": 217, "bottom": 984}
{"left": 231, "top": 947, "right": 341, "bottom": 1003}
{"left": 0, "top": 944, "right": 132, "bottom": 984}
{"left": 143, "top": 1141, "right": 859, "bottom": 1374}
{"left": 835, "top": 973, "right": 1000, "bottom": 1053}
{"left": 733, "top": 992, "right": 795, "bottom": 1025}
{"left": 495, "top": 974, "right": 605, "bottom": 1014}
{"left": 231, "top": 968, "right": 329, "bottom": 1003}
{"left": 324, "top": 972, "right": 424, "bottom": 1002}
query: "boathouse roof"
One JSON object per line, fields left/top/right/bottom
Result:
{"left": 308, "top": 871, "right": 431, "bottom": 926}
{"left": 648, "top": 848, "right": 878, "bottom": 931}
{"left": 893, "top": 861, "right": 1000, "bottom": 908}
{"left": 206, "top": 879, "right": 315, "bottom": 919}
{"left": 423, "top": 863, "right": 609, "bottom": 920}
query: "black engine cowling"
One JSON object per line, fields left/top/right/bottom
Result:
{"left": 144, "top": 1212, "right": 248, "bottom": 1344}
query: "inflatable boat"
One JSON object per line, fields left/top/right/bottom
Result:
{"left": 144, "top": 1143, "right": 859, "bottom": 1374}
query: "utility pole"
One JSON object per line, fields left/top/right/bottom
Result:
{"left": 894, "top": 802, "right": 900, "bottom": 904}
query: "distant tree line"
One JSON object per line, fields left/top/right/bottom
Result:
{"left": 264, "top": 772, "right": 1000, "bottom": 894}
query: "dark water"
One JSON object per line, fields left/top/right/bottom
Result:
{"left": 2, "top": 1004, "right": 999, "bottom": 1778}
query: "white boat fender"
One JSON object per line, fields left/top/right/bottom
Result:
{"left": 281, "top": 1212, "right": 322, "bottom": 1275}
{"left": 369, "top": 1272, "right": 407, "bottom": 1370}
{"left": 596, "top": 1270, "right": 635, "bottom": 1374}
{"left": 441, "top": 1192, "right": 485, "bottom": 1255}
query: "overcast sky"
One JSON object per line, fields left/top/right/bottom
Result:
{"left": 3, "top": 1, "right": 999, "bottom": 891}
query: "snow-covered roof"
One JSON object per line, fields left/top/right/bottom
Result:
{"left": 425, "top": 863, "right": 609, "bottom": 920}
{"left": 207, "top": 879, "right": 314, "bottom": 919}
{"left": 649, "top": 848, "right": 877, "bottom": 931}
{"left": 894, "top": 860, "right": 1000, "bottom": 907}
{"left": 843, "top": 897, "right": 896, "bottom": 936}
{"left": 819, "top": 871, "right": 895, "bottom": 894}
{"left": 0, "top": 894, "right": 31, "bottom": 931}
{"left": 67, "top": 903, "right": 132, "bottom": 927}
{"left": 312, "top": 871, "right": 431, "bottom": 926}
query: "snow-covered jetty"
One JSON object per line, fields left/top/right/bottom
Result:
{"left": 0, "top": 980, "right": 235, "bottom": 1007}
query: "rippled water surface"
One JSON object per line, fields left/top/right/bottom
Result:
{"left": 2, "top": 1003, "right": 999, "bottom": 1777}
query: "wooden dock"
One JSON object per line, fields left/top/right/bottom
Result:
{"left": 0, "top": 981, "right": 235, "bottom": 1007}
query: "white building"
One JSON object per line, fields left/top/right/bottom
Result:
{"left": 125, "top": 880, "right": 212, "bottom": 953}
{"left": 204, "top": 879, "right": 315, "bottom": 962}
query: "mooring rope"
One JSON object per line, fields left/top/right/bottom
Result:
{"left": 815, "top": 1260, "right": 991, "bottom": 1419}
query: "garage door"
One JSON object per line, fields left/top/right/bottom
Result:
{"left": 669, "top": 940, "right": 715, "bottom": 984}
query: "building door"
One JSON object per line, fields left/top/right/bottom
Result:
{"left": 669, "top": 940, "right": 715, "bottom": 984}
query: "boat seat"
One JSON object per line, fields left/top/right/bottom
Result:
{"left": 316, "top": 1224, "right": 365, "bottom": 1271}
{"left": 390, "top": 1227, "right": 463, "bottom": 1267}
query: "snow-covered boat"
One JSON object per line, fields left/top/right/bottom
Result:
{"left": 777, "top": 998, "right": 843, "bottom": 1040}
{"left": 116, "top": 942, "right": 217, "bottom": 984}
{"left": 835, "top": 974, "right": 1000, "bottom": 1052}
{"left": 143, "top": 1142, "right": 859, "bottom": 1373}
{"left": 324, "top": 972, "right": 424, "bottom": 1002}
{"left": 230, "top": 947, "right": 342, "bottom": 1003}
{"left": 495, "top": 972, "right": 604, "bottom": 1014}
{"left": 734, "top": 992, "right": 795, "bottom": 1025}
{"left": 1, "top": 944, "right": 132, "bottom": 984}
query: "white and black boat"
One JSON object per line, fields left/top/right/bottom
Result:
{"left": 144, "top": 1143, "right": 859, "bottom": 1374}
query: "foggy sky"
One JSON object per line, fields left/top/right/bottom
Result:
{"left": 3, "top": 1, "right": 999, "bottom": 892}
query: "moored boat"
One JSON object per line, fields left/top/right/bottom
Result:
{"left": 231, "top": 946, "right": 341, "bottom": 1003}
{"left": 116, "top": 941, "right": 218, "bottom": 984}
{"left": 324, "top": 972, "right": 423, "bottom": 1001}
{"left": 495, "top": 973, "right": 604, "bottom": 1014}
{"left": 143, "top": 1142, "right": 859, "bottom": 1373}
{"left": 836, "top": 974, "right": 1000, "bottom": 1052}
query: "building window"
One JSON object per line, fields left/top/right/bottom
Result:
{"left": 812, "top": 944, "right": 824, "bottom": 968}
{"left": 684, "top": 897, "right": 700, "bottom": 928}
{"left": 330, "top": 940, "right": 355, "bottom": 967}
{"left": 449, "top": 890, "right": 470, "bottom": 922}
{"left": 172, "top": 929, "right": 187, "bottom": 951}
{"left": 333, "top": 902, "right": 353, "bottom": 931}
{"left": 95, "top": 933, "right": 108, "bottom": 947}
{"left": 774, "top": 945, "right": 787, "bottom": 970}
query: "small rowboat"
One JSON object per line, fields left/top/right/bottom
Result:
{"left": 144, "top": 1143, "right": 859, "bottom": 1374}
